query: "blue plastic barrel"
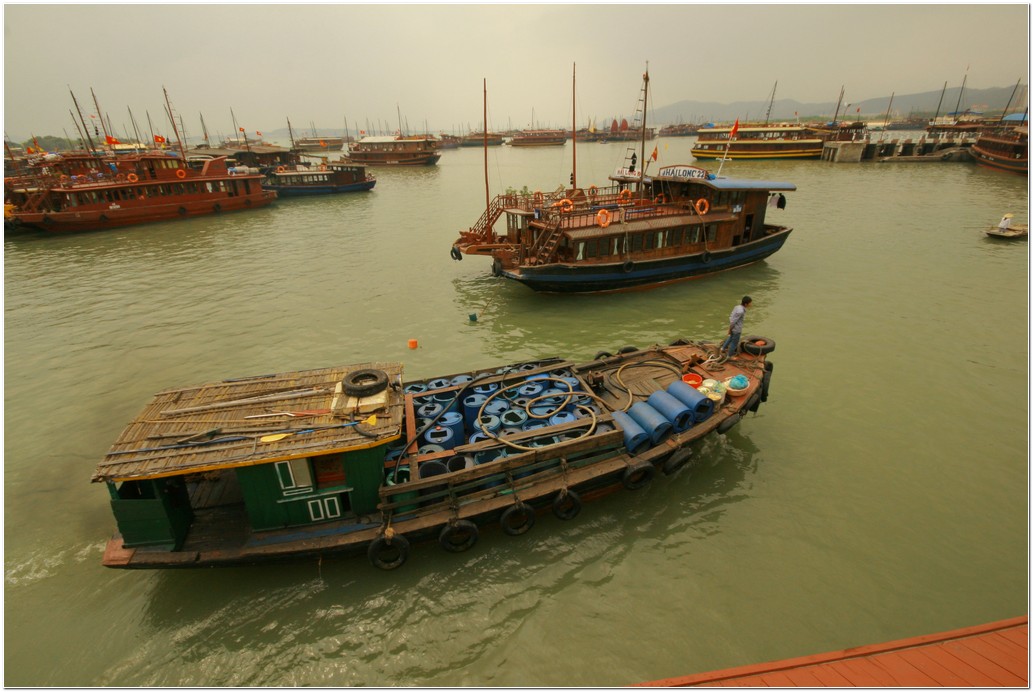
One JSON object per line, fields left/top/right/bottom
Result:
{"left": 522, "top": 419, "right": 549, "bottom": 432}
{"left": 419, "top": 443, "right": 445, "bottom": 454}
{"left": 450, "top": 374, "right": 474, "bottom": 387}
{"left": 484, "top": 398, "right": 511, "bottom": 417}
{"left": 439, "top": 411, "right": 465, "bottom": 445}
{"left": 463, "top": 393, "right": 488, "bottom": 432}
{"left": 385, "top": 465, "right": 419, "bottom": 513}
{"left": 549, "top": 410, "right": 578, "bottom": 426}
{"left": 427, "top": 378, "right": 451, "bottom": 390}
{"left": 646, "top": 390, "right": 694, "bottom": 432}
{"left": 417, "top": 459, "right": 450, "bottom": 500}
{"left": 667, "top": 379, "right": 715, "bottom": 422}
{"left": 431, "top": 391, "right": 458, "bottom": 412}
{"left": 500, "top": 408, "right": 529, "bottom": 430}
{"left": 446, "top": 454, "right": 475, "bottom": 472}
{"left": 475, "top": 413, "right": 502, "bottom": 435}
{"left": 517, "top": 382, "right": 545, "bottom": 399}
{"left": 422, "top": 426, "right": 456, "bottom": 450}
{"left": 416, "top": 400, "right": 443, "bottom": 419}
{"left": 611, "top": 410, "right": 650, "bottom": 454}
{"left": 403, "top": 382, "right": 428, "bottom": 395}
{"left": 473, "top": 382, "right": 499, "bottom": 396}
{"left": 628, "top": 402, "right": 673, "bottom": 444}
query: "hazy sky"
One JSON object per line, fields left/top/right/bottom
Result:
{"left": 4, "top": 3, "right": 1029, "bottom": 142}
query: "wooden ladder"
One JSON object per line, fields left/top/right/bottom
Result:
{"left": 468, "top": 195, "right": 507, "bottom": 240}
{"left": 529, "top": 216, "right": 563, "bottom": 265}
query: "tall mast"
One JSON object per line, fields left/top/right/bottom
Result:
{"left": 999, "top": 78, "right": 1022, "bottom": 122}
{"left": 483, "top": 78, "right": 489, "bottom": 210}
{"left": 832, "top": 85, "right": 845, "bottom": 123}
{"left": 764, "top": 81, "right": 777, "bottom": 125}
{"left": 639, "top": 64, "right": 649, "bottom": 187}
{"left": 128, "top": 107, "right": 143, "bottom": 148}
{"left": 932, "top": 81, "right": 947, "bottom": 122}
{"left": 571, "top": 63, "right": 577, "bottom": 190}
{"left": 287, "top": 116, "right": 297, "bottom": 149}
{"left": 163, "top": 86, "right": 188, "bottom": 160}
{"left": 68, "top": 87, "right": 99, "bottom": 155}
{"left": 953, "top": 68, "right": 968, "bottom": 119}
{"left": 68, "top": 109, "right": 88, "bottom": 150}
{"left": 230, "top": 108, "right": 240, "bottom": 145}
{"left": 91, "top": 88, "right": 112, "bottom": 147}
{"left": 199, "top": 112, "right": 210, "bottom": 145}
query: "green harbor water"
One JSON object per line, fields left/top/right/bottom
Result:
{"left": 4, "top": 138, "right": 1028, "bottom": 686}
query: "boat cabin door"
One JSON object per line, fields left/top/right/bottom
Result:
{"left": 737, "top": 213, "right": 755, "bottom": 245}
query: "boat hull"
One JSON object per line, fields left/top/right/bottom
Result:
{"left": 502, "top": 230, "right": 792, "bottom": 293}
{"left": 264, "top": 179, "right": 376, "bottom": 197}
{"left": 11, "top": 192, "right": 276, "bottom": 233}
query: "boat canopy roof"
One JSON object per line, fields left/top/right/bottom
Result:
{"left": 92, "top": 363, "right": 405, "bottom": 483}
{"left": 651, "top": 164, "right": 796, "bottom": 191}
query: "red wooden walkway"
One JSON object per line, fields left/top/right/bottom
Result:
{"left": 637, "top": 616, "right": 1028, "bottom": 687}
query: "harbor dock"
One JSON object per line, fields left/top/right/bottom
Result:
{"left": 823, "top": 135, "right": 976, "bottom": 163}
{"left": 636, "top": 616, "right": 1028, "bottom": 687}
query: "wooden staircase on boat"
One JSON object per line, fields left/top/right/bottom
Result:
{"left": 528, "top": 216, "right": 563, "bottom": 265}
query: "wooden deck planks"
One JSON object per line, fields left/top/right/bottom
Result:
{"left": 635, "top": 617, "right": 1028, "bottom": 687}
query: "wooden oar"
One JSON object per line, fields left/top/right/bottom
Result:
{"left": 259, "top": 415, "right": 377, "bottom": 443}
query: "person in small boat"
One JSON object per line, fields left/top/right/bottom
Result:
{"left": 720, "top": 296, "right": 752, "bottom": 357}
{"left": 998, "top": 213, "right": 1013, "bottom": 231}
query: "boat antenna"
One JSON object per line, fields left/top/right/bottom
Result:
{"left": 69, "top": 87, "right": 99, "bottom": 155}
{"left": 571, "top": 62, "right": 577, "bottom": 190}
{"left": 482, "top": 78, "right": 490, "bottom": 210}
{"left": 163, "top": 86, "right": 188, "bottom": 161}
{"left": 764, "top": 80, "right": 777, "bottom": 125}
{"left": 999, "top": 78, "right": 1022, "bottom": 122}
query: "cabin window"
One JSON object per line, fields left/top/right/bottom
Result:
{"left": 584, "top": 239, "right": 599, "bottom": 258}
{"left": 312, "top": 455, "right": 347, "bottom": 487}
{"left": 630, "top": 234, "right": 643, "bottom": 252}
{"left": 705, "top": 224, "right": 718, "bottom": 243}
{"left": 275, "top": 458, "right": 314, "bottom": 494}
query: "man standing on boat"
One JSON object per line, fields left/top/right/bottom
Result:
{"left": 720, "top": 296, "right": 752, "bottom": 357}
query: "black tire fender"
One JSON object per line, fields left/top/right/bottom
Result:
{"left": 500, "top": 502, "right": 535, "bottom": 536}
{"left": 622, "top": 461, "right": 655, "bottom": 490}
{"left": 551, "top": 489, "right": 582, "bottom": 521}
{"left": 178, "top": 206, "right": 188, "bottom": 216}
{"left": 367, "top": 534, "right": 410, "bottom": 570}
{"left": 617, "top": 345, "right": 638, "bottom": 354}
{"left": 741, "top": 336, "right": 776, "bottom": 356}
{"left": 717, "top": 415, "right": 740, "bottom": 435}
{"left": 213, "top": 203, "right": 222, "bottom": 213}
{"left": 622, "top": 260, "right": 634, "bottom": 273}
{"left": 438, "top": 520, "right": 479, "bottom": 553}
{"left": 760, "top": 361, "right": 774, "bottom": 402}
{"left": 450, "top": 246, "right": 463, "bottom": 261}
{"left": 662, "top": 447, "right": 692, "bottom": 476}
{"left": 343, "top": 368, "right": 389, "bottom": 397}
{"left": 594, "top": 351, "right": 613, "bottom": 360}
{"left": 701, "top": 251, "right": 712, "bottom": 264}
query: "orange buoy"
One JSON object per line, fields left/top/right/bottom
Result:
{"left": 408, "top": 339, "right": 418, "bottom": 349}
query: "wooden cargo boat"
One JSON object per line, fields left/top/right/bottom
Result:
{"left": 346, "top": 135, "right": 441, "bottom": 166}
{"left": 94, "top": 339, "right": 776, "bottom": 570}
{"left": 691, "top": 123, "right": 825, "bottom": 160}
{"left": 508, "top": 129, "right": 568, "bottom": 147}
{"left": 4, "top": 151, "right": 275, "bottom": 234}
{"left": 262, "top": 160, "right": 376, "bottom": 197}
{"left": 460, "top": 132, "right": 505, "bottom": 147}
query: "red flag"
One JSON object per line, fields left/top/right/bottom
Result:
{"left": 730, "top": 118, "right": 740, "bottom": 139}
{"left": 153, "top": 135, "right": 166, "bottom": 143}
{"left": 650, "top": 146, "right": 658, "bottom": 162}
{"left": 239, "top": 127, "right": 245, "bottom": 133}
{"left": 105, "top": 135, "right": 120, "bottom": 145}
{"left": 256, "top": 131, "right": 262, "bottom": 136}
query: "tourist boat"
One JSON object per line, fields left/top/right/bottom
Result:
{"left": 452, "top": 68, "right": 796, "bottom": 293}
{"left": 93, "top": 339, "right": 777, "bottom": 570}
{"left": 508, "top": 129, "right": 568, "bottom": 147}
{"left": 659, "top": 123, "right": 700, "bottom": 137}
{"left": 691, "top": 123, "right": 825, "bottom": 160}
{"left": 293, "top": 136, "right": 346, "bottom": 154}
{"left": 345, "top": 135, "right": 441, "bottom": 166}
{"left": 262, "top": 160, "right": 376, "bottom": 197}
{"left": 4, "top": 150, "right": 275, "bottom": 234}
{"left": 970, "top": 123, "right": 1028, "bottom": 175}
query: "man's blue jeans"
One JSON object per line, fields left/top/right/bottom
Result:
{"left": 721, "top": 330, "right": 742, "bottom": 355}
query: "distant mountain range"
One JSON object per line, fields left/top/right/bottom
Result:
{"left": 651, "top": 85, "right": 1028, "bottom": 125}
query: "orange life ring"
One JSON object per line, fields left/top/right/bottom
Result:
{"left": 654, "top": 194, "right": 667, "bottom": 204}
{"left": 127, "top": 173, "right": 139, "bottom": 183}
{"left": 588, "top": 185, "right": 598, "bottom": 197}
{"left": 559, "top": 198, "right": 574, "bottom": 213}
{"left": 596, "top": 209, "right": 612, "bottom": 228}
{"left": 276, "top": 166, "right": 285, "bottom": 173}
{"left": 618, "top": 189, "right": 632, "bottom": 202}
{"left": 696, "top": 198, "right": 710, "bottom": 215}
{"left": 176, "top": 169, "right": 186, "bottom": 179}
